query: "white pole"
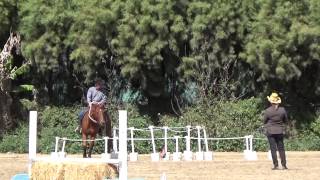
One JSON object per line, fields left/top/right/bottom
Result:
{"left": 54, "top": 137, "right": 59, "bottom": 153}
{"left": 61, "top": 137, "right": 67, "bottom": 153}
{"left": 175, "top": 136, "right": 179, "bottom": 153}
{"left": 149, "top": 126, "right": 156, "bottom": 154}
{"left": 130, "top": 127, "right": 135, "bottom": 153}
{"left": 196, "top": 126, "right": 202, "bottom": 152}
{"left": 249, "top": 135, "right": 253, "bottom": 151}
{"left": 185, "top": 136, "right": 190, "bottom": 152}
{"left": 164, "top": 126, "right": 168, "bottom": 153}
{"left": 203, "top": 128, "right": 209, "bottom": 152}
{"left": 245, "top": 136, "right": 249, "bottom": 151}
{"left": 28, "top": 111, "right": 37, "bottom": 177}
{"left": 186, "top": 126, "right": 191, "bottom": 152}
{"left": 119, "top": 110, "right": 128, "bottom": 180}
{"left": 104, "top": 137, "right": 109, "bottom": 154}
{"left": 113, "top": 128, "right": 118, "bottom": 152}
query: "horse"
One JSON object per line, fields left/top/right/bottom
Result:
{"left": 81, "top": 102, "right": 113, "bottom": 158}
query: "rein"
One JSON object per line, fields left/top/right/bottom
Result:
{"left": 88, "top": 103, "right": 98, "bottom": 124}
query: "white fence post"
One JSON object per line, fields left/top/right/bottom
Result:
{"left": 243, "top": 135, "right": 257, "bottom": 161}
{"left": 203, "top": 128, "right": 213, "bottom": 160}
{"left": 58, "top": 137, "right": 67, "bottom": 158}
{"left": 243, "top": 135, "right": 249, "bottom": 160}
{"left": 163, "top": 126, "right": 170, "bottom": 160}
{"left": 61, "top": 137, "right": 66, "bottom": 153}
{"left": 245, "top": 135, "right": 249, "bottom": 151}
{"left": 149, "top": 126, "right": 159, "bottom": 161}
{"left": 54, "top": 137, "right": 59, "bottom": 153}
{"left": 203, "top": 128, "right": 209, "bottom": 152}
{"left": 51, "top": 136, "right": 60, "bottom": 158}
{"left": 164, "top": 126, "right": 168, "bottom": 153}
{"left": 129, "top": 127, "right": 138, "bottom": 161}
{"left": 195, "top": 126, "right": 203, "bottom": 160}
{"left": 119, "top": 110, "right": 128, "bottom": 180}
{"left": 28, "top": 111, "right": 37, "bottom": 177}
{"left": 175, "top": 136, "right": 179, "bottom": 154}
{"left": 186, "top": 126, "right": 191, "bottom": 152}
{"left": 196, "top": 126, "right": 202, "bottom": 152}
{"left": 149, "top": 126, "right": 156, "bottom": 154}
{"left": 183, "top": 125, "right": 192, "bottom": 161}
{"left": 130, "top": 127, "right": 135, "bottom": 153}
{"left": 101, "top": 136, "right": 111, "bottom": 160}
{"left": 113, "top": 128, "right": 118, "bottom": 153}
{"left": 173, "top": 136, "right": 181, "bottom": 161}
{"left": 249, "top": 135, "right": 253, "bottom": 151}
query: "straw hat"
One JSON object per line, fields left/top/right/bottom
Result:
{"left": 267, "top": 92, "right": 281, "bottom": 104}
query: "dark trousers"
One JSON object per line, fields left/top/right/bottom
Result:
{"left": 267, "top": 134, "right": 286, "bottom": 167}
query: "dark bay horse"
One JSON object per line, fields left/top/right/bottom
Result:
{"left": 81, "top": 103, "right": 113, "bottom": 158}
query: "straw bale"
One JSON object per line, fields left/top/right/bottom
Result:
{"left": 31, "top": 161, "right": 118, "bottom": 180}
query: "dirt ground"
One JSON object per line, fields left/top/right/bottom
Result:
{"left": 2, "top": 151, "right": 320, "bottom": 180}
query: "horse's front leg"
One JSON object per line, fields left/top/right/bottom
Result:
{"left": 82, "top": 133, "right": 87, "bottom": 158}
{"left": 88, "top": 134, "right": 96, "bottom": 158}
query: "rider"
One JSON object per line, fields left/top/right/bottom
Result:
{"left": 75, "top": 78, "right": 107, "bottom": 132}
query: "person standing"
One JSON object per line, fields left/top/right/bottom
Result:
{"left": 263, "top": 92, "right": 288, "bottom": 170}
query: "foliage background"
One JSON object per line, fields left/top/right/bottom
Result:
{"left": 1, "top": 98, "right": 320, "bottom": 153}
{"left": 0, "top": 0, "right": 320, "bottom": 153}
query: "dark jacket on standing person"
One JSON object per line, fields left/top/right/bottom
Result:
{"left": 263, "top": 106, "right": 288, "bottom": 135}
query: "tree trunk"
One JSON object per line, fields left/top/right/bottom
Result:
{"left": 0, "top": 32, "right": 21, "bottom": 136}
{"left": 0, "top": 85, "right": 13, "bottom": 135}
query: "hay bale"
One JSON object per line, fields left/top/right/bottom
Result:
{"left": 31, "top": 161, "right": 118, "bottom": 180}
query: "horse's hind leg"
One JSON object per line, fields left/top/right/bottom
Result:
{"left": 83, "top": 146, "right": 87, "bottom": 158}
{"left": 88, "top": 135, "right": 96, "bottom": 158}
{"left": 82, "top": 134, "right": 87, "bottom": 158}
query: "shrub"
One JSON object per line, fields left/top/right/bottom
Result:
{"left": 36, "top": 106, "right": 82, "bottom": 153}
{"left": 0, "top": 123, "right": 28, "bottom": 153}
{"left": 1, "top": 99, "right": 320, "bottom": 154}
{"left": 125, "top": 105, "right": 155, "bottom": 154}
{"left": 286, "top": 115, "right": 320, "bottom": 151}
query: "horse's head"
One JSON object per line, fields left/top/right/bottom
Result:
{"left": 89, "top": 103, "right": 106, "bottom": 126}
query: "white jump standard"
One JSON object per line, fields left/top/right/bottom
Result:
{"left": 28, "top": 110, "right": 128, "bottom": 180}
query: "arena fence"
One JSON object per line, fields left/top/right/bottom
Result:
{"left": 54, "top": 125, "right": 261, "bottom": 162}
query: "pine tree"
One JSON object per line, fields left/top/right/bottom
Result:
{"left": 241, "top": 0, "right": 320, "bottom": 107}
{"left": 19, "top": 0, "right": 80, "bottom": 104}
{"left": 112, "top": 0, "right": 188, "bottom": 101}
